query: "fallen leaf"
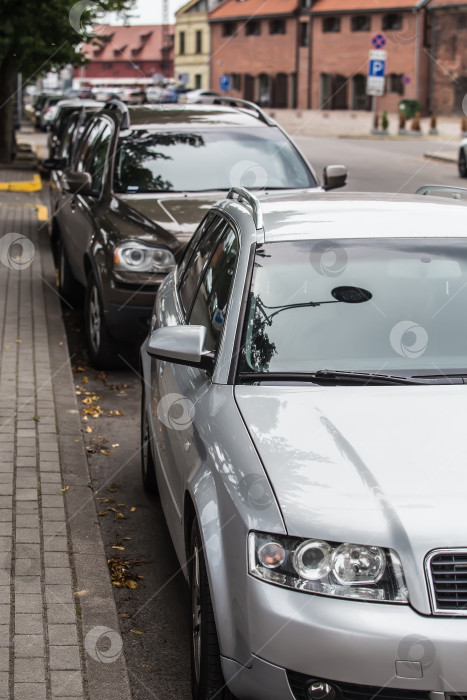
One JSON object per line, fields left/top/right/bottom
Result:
{"left": 107, "top": 507, "right": 119, "bottom": 513}
{"left": 117, "top": 513, "right": 125, "bottom": 520}
{"left": 75, "top": 590, "right": 88, "bottom": 596}
{"left": 3, "top": 345, "right": 10, "bottom": 349}
{"left": 98, "top": 512, "right": 107, "bottom": 516}
{"left": 74, "top": 439, "right": 79, "bottom": 443}
{"left": 85, "top": 426, "right": 93, "bottom": 433}
{"left": 112, "top": 443, "right": 120, "bottom": 448}
{"left": 112, "top": 581, "right": 123, "bottom": 587}
{"left": 112, "top": 545, "right": 125, "bottom": 550}
{"left": 108, "top": 487, "right": 118, "bottom": 493}
{"left": 60, "top": 486, "right": 70, "bottom": 492}
{"left": 75, "top": 391, "right": 82, "bottom": 396}
{"left": 33, "top": 416, "right": 40, "bottom": 422}
{"left": 59, "top": 341, "right": 63, "bottom": 346}
{"left": 100, "top": 449, "right": 115, "bottom": 456}
{"left": 130, "top": 507, "right": 136, "bottom": 512}
{"left": 109, "top": 410, "right": 123, "bottom": 417}
{"left": 130, "top": 628, "right": 143, "bottom": 633}
{"left": 141, "top": 664, "right": 152, "bottom": 668}
{"left": 83, "top": 376, "right": 88, "bottom": 383}
{"left": 15, "top": 339, "right": 21, "bottom": 343}
{"left": 119, "top": 613, "right": 131, "bottom": 618}
{"left": 122, "top": 537, "right": 131, "bottom": 541}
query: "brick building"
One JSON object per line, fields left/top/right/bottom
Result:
{"left": 428, "top": 0, "right": 467, "bottom": 114}
{"left": 308, "top": 0, "right": 431, "bottom": 112}
{"left": 76, "top": 25, "right": 174, "bottom": 87}
{"left": 208, "top": 0, "right": 311, "bottom": 109}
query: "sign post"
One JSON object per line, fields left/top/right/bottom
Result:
{"left": 367, "top": 34, "right": 387, "bottom": 131}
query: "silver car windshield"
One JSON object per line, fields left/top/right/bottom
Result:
{"left": 114, "top": 127, "right": 315, "bottom": 193}
{"left": 239, "top": 238, "right": 467, "bottom": 376}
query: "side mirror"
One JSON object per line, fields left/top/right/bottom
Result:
{"left": 147, "top": 325, "right": 214, "bottom": 371}
{"left": 41, "top": 157, "right": 67, "bottom": 171}
{"left": 66, "top": 170, "right": 92, "bottom": 196}
{"left": 323, "top": 164, "right": 347, "bottom": 191}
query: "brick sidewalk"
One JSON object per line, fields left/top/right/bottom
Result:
{"left": 0, "top": 179, "right": 132, "bottom": 699}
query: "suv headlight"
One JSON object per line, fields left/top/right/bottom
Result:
{"left": 114, "top": 241, "right": 176, "bottom": 274}
{"left": 249, "top": 532, "right": 408, "bottom": 603}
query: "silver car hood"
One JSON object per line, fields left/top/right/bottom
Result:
{"left": 235, "top": 384, "right": 467, "bottom": 552}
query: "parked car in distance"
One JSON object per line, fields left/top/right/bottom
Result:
{"left": 36, "top": 94, "right": 67, "bottom": 131}
{"left": 178, "top": 89, "right": 222, "bottom": 104}
{"left": 141, "top": 185, "right": 467, "bottom": 700}
{"left": 46, "top": 100, "right": 105, "bottom": 159}
{"left": 49, "top": 98, "right": 346, "bottom": 368}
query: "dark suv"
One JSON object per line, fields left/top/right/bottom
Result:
{"left": 52, "top": 99, "right": 346, "bottom": 368}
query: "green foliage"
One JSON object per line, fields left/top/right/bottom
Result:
{"left": 0, "top": 0, "right": 135, "bottom": 76}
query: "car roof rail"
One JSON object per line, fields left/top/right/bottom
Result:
{"left": 416, "top": 184, "right": 467, "bottom": 200}
{"left": 227, "top": 187, "right": 263, "bottom": 230}
{"left": 104, "top": 99, "right": 130, "bottom": 129}
{"left": 212, "top": 97, "right": 273, "bottom": 126}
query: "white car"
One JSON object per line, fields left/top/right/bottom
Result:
{"left": 178, "top": 89, "right": 222, "bottom": 104}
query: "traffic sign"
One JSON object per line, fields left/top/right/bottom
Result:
{"left": 372, "top": 33, "right": 386, "bottom": 49}
{"left": 402, "top": 75, "right": 411, "bottom": 85}
{"left": 366, "top": 49, "right": 386, "bottom": 96}
{"left": 219, "top": 75, "right": 230, "bottom": 92}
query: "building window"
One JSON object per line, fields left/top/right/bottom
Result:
{"left": 179, "top": 31, "right": 185, "bottom": 55}
{"left": 382, "top": 13, "right": 402, "bottom": 30}
{"left": 388, "top": 73, "right": 404, "bottom": 95}
{"left": 300, "top": 22, "right": 309, "bottom": 47}
{"left": 195, "top": 74, "right": 202, "bottom": 89}
{"left": 322, "top": 17, "right": 340, "bottom": 32}
{"left": 195, "top": 30, "right": 202, "bottom": 53}
{"left": 269, "top": 19, "right": 286, "bottom": 34}
{"left": 222, "top": 21, "right": 237, "bottom": 36}
{"left": 245, "top": 20, "right": 261, "bottom": 35}
{"left": 351, "top": 15, "right": 370, "bottom": 31}
{"left": 231, "top": 73, "right": 241, "bottom": 91}
{"left": 103, "top": 62, "right": 113, "bottom": 70}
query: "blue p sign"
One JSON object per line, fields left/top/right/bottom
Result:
{"left": 219, "top": 75, "right": 230, "bottom": 92}
{"left": 369, "top": 59, "right": 385, "bottom": 77}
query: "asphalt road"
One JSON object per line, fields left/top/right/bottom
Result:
{"left": 61, "top": 137, "right": 462, "bottom": 700}
{"left": 295, "top": 135, "right": 461, "bottom": 192}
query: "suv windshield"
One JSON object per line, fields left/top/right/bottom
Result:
{"left": 239, "top": 238, "right": 467, "bottom": 377}
{"left": 114, "top": 126, "right": 316, "bottom": 193}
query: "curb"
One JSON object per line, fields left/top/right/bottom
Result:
{"left": 423, "top": 152, "right": 457, "bottom": 164}
{"left": 0, "top": 173, "right": 42, "bottom": 192}
{"left": 38, "top": 224, "right": 133, "bottom": 700}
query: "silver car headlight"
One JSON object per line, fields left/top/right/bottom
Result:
{"left": 114, "top": 241, "right": 176, "bottom": 274}
{"left": 249, "top": 532, "right": 408, "bottom": 603}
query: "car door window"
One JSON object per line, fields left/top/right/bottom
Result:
{"left": 188, "top": 227, "right": 239, "bottom": 352}
{"left": 86, "top": 124, "right": 112, "bottom": 196}
{"left": 75, "top": 120, "right": 105, "bottom": 174}
{"left": 179, "top": 216, "right": 228, "bottom": 317}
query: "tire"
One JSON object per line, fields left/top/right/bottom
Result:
{"left": 190, "top": 521, "right": 235, "bottom": 700}
{"left": 459, "top": 149, "right": 467, "bottom": 178}
{"left": 58, "top": 238, "right": 82, "bottom": 307}
{"left": 84, "top": 272, "right": 125, "bottom": 369}
{"left": 141, "top": 385, "right": 158, "bottom": 494}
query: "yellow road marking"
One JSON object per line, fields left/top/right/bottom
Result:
{"left": 36, "top": 205, "right": 48, "bottom": 221}
{"left": 0, "top": 174, "right": 42, "bottom": 193}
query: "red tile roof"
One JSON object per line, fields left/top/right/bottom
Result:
{"left": 80, "top": 24, "right": 173, "bottom": 62}
{"left": 311, "top": 0, "right": 419, "bottom": 11}
{"left": 427, "top": 0, "right": 467, "bottom": 7}
{"left": 209, "top": 0, "right": 298, "bottom": 20}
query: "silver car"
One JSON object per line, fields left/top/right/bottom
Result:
{"left": 141, "top": 186, "right": 467, "bottom": 700}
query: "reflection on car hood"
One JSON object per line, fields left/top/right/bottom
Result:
{"left": 116, "top": 192, "right": 221, "bottom": 241}
{"left": 235, "top": 384, "right": 467, "bottom": 553}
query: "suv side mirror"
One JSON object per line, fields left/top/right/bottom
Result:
{"left": 41, "top": 157, "right": 67, "bottom": 171}
{"left": 147, "top": 325, "right": 214, "bottom": 371}
{"left": 323, "top": 165, "right": 347, "bottom": 190}
{"left": 66, "top": 171, "right": 92, "bottom": 196}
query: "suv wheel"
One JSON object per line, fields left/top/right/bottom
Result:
{"left": 459, "top": 149, "right": 467, "bottom": 178}
{"left": 190, "top": 521, "right": 235, "bottom": 700}
{"left": 84, "top": 273, "right": 125, "bottom": 369}
{"left": 141, "top": 386, "right": 158, "bottom": 493}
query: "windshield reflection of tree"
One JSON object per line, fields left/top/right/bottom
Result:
{"left": 116, "top": 131, "right": 205, "bottom": 192}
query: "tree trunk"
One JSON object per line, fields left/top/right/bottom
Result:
{"left": 0, "top": 56, "right": 16, "bottom": 164}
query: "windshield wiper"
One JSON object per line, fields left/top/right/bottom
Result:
{"left": 239, "top": 370, "right": 462, "bottom": 385}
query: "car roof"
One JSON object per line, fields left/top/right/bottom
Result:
{"left": 258, "top": 192, "right": 467, "bottom": 241}
{"left": 124, "top": 104, "right": 274, "bottom": 129}
{"left": 217, "top": 191, "right": 467, "bottom": 242}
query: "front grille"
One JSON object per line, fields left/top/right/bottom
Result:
{"left": 427, "top": 549, "right": 467, "bottom": 614}
{"left": 286, "top": 672, "right": 431, "bottom": 700}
